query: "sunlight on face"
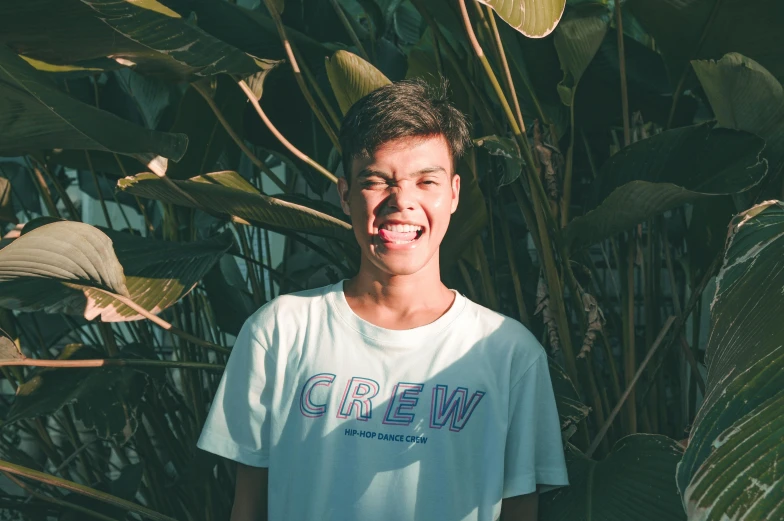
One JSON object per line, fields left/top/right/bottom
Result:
{"left": 338, "top": 135, "right": 461, "bottom": 278}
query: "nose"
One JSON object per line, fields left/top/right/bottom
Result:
{"left": 386, "top": 184, "right": 416, "bottom": 212}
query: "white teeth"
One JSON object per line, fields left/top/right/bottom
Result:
{"left": 381, "top": 224, "right": 422, "bottom": 233}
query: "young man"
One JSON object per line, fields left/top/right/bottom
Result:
{"left": 197, "top": 79, "right": 569, "bottom": 521}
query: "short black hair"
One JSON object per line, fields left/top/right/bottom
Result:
{"left": 339, "top": 78, "right": 471, "bottom": 182}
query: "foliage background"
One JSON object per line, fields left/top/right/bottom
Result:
{"left": 0, "top": 0, "right": 782, "bottom": 520}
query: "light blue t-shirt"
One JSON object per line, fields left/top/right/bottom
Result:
{"left": 198, "top": 280, "right": 569, "bottom": 520}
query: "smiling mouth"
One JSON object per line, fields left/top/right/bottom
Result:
{"left": 376, "top": 224, "right": 424, "bottom": 245}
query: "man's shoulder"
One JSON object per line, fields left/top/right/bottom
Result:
{"left": 463, "top": 297, "right": 537, "bottom": 342}
{"left": 461, "top": 296, "right": 545, "bottom": 363}
{"left": 242, "top": 282, "right": 335, "bottom": 335}
{"left": 265, "top": 283, "right": 333, "bottom": 312}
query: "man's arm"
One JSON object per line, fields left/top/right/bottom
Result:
{"left": 500, "top": 488, "right": 539, "bottom": 521}
{"left": 231, "top": 463, "right": 269, "bottom": 521}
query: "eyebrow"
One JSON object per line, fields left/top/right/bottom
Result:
{"left": 356, "top": 166, "right": 448, "bottom": 179}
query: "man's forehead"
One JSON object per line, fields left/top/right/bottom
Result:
{"left": 349, "top": 136, "right": 454, "bottom": 179}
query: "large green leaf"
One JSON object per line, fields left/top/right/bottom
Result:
{"left": 326, "top": 50, "right": 391, "bottom": 115}
{"left": 0, "top": 220, "right": 232, "bottom": 322}
{"left": 159, "top": 0, "right": 331, "bottom": 74}
{"left": 565, "top": 123, "right": 767, "bottom": 250}
{"left": 0, "top": 0, "right": 272, "bottom": 80}
{"left": 85, "top": 229, "right": 235, "bottom": 322}
{"left": 541, "top": 434, "right": 686, "bottom": 520}
{"left": 0, "top": 221, "right": 129, "bottom": 315}
{"left": 118, "top": 171, "right": 355, "bottom": 243}
{"left": 677, "top": 201, "right": 784, "bottom": 521}
{"left": 553, "top": 2, "right": 611, "bottom": 105}
{"left": 692, "top": 53, "right": 784, "bottom": 183}
{"left": 573, "top": 27, "right": 691, "bottom": 131}
{"left": 0, "top": 44, "right": 187, "bottom": 161}
{"left": 473, "top": 135, "right": 524, "bottom": 187}
{"left": 628, "top": 0, "right": 784, "bottom": 84}
{"left": 477, "top": 0, "right": 566, "bottom": 38}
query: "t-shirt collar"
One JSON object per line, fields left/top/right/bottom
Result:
{"left": 327, "top": 279, "right": 466, "bottom": 347}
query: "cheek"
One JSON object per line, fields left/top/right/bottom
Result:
{"left": 350, "top": 194, "right": 376, "bottom": 224}
{"left": 429, "top": 191, "right": 453, "bottom": 212}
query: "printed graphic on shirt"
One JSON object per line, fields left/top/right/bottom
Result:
{"left": 298, "top": 373, "right": 485, "bottom": 442}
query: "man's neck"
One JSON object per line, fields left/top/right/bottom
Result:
{"left": 342, "top": 261, "right": 455, "bottom": 330}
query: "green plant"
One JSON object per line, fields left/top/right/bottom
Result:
{"left": 0, "top": 0, "right": 782, "bottom": 519}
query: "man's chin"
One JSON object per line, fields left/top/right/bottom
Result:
{"left": 365, "top": 252, "right": 433, "bottom": 277}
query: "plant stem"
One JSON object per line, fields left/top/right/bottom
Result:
{"left": 561, "top": 95, "right": 575, "bottom": 227}
{"left": 262, "top": 0, "right": 341, "bottom": 151}
{"left": 615, "top": 1, "right": 630, "bottom": 147}
{"left": 191, "top": 82, "right": 286, "bottom": 192}
{"left": 458, "top": 0, "right": 525, "bottom": 140}
{"left": 0, "top": 357, "right": 224, "bottom": 371}
{"left": 235, "top": 224, "right": 264, "bottom": 307}
{"left": 666, "top": 0, "right": 724, "bottom": 129}
{"left": 499, "top": 201, "right": 530, "bottom": 328}
{"left": 587, "top": 316, "right": 676, "bottom": 457}
{"left": 484, "top": 5, "right": 525, "bottom": 133}
{"left": 294, "top": 44, "right": 342, "bottom": 129}
{"left": 474, "top": 236, "right": 499, "bottom": 310}
{"left": 34, "top": 158, "right": 79, "bottom": 221}
{"left": 84, "top": 152, "right": 114, "bottom": 228}
{"left": 623, "top": 234, "right": 638, "bottom": 434}
{"left": 112, "top": 153, "right": 155, "bottom": 233}
{"left": 412, "top": 0, "right": 498, "bottom": 133}
{"left": 238, "top": 80, "right": 338, "bottom": 184}
{"left": 328, "top": 0, "right": 370, "bottom": 61}
{"left": 2, "top": 471, "right": 119, "bottom": 521}
{"left": 26, "top": 158, "right": 59, "bottom": 218}
{"left": 661, "top": 231, "right": 707, "bottom": 395}
{"left": 579, "top": 354, "right": 609, "bottom": 455}
{"left": 0, "top": 459, "right": 177, "bottom": 521}
{"left": 431, "top": 28, "right": 444, "bottom": 77}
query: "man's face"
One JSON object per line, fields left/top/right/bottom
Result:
{"left": 338, "top": 135, "right": 460, "bottom": 277}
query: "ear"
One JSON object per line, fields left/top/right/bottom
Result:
{"left": 338, "top": 176, "right": 351, "bottom": 215}
{"left": 450, "top": 173, "right": 461, "bottom": 214}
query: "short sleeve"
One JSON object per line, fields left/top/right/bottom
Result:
{"left": 197, "top": 316, "right": 274, "bottom": 467}
{"left": 503, "top": 351, "right": 569, "bottom": 497}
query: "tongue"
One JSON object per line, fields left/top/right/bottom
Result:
{"left": 379, "top": 228, "right": 418, "bottom": 242}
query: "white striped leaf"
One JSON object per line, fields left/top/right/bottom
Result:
{"left": 676, "top": 201, "right": 784, "bottom": 521}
